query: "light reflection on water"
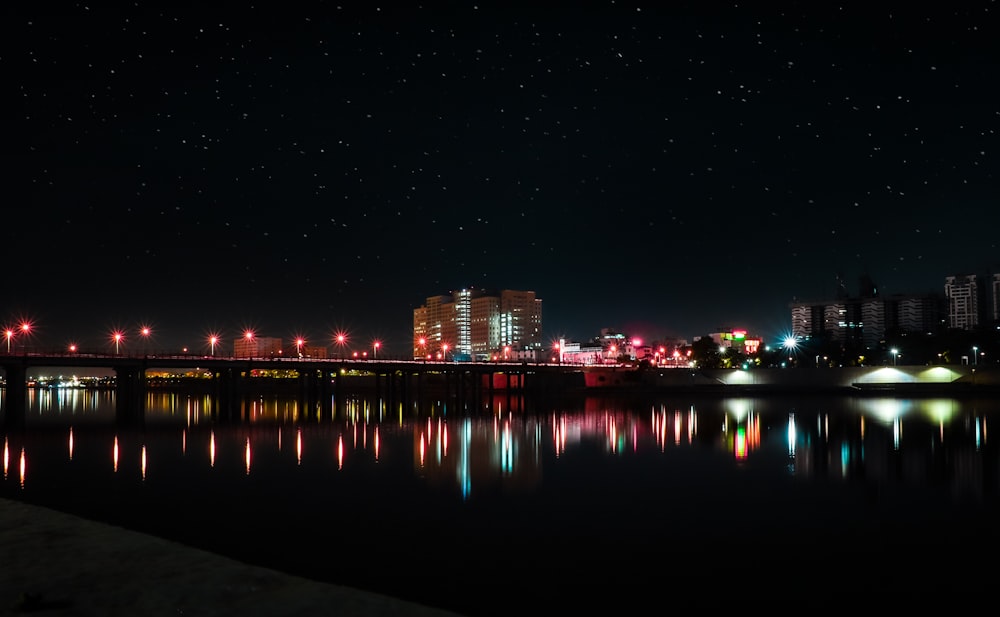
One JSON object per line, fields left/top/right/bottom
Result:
{"left": 2, "top": 390, "right": 1000, "bottom": 614}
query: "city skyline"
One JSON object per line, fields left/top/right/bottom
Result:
{"left": 6, "top": 3, "right": 998, "bottom": 351}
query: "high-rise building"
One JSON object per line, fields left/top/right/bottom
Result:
{"left": 993, "top": 273, "right": 1000, "bottom": 324}
{"left": 945, "top": 274, "right": 980, "bottom": 330}
{"left": 791, "top": 272, "right": 947, "bottom": 349}
{"left": 413, "top": 288, "right": 542, "bottom": 360}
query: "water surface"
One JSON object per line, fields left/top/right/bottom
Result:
{"left": 2, "top": 389, "right": 998, "bottom": 614}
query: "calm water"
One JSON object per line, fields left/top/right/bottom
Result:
{"left": 2, "top": 388, "right": 999, "bottom": 614}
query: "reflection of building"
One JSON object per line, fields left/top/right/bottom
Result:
{"left": 233, "top": 336, "right": 283, "bottom": 358}
{"left": 413, "top": 288, "right": 542, "bottom": 359}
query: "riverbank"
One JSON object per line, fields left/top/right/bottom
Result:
{"left": 0, "top": 498, "right": 465, "bottom": 617}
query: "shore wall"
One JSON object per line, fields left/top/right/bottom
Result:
{"left": 600, "top": 365, "right": 1000, "bottom": 394}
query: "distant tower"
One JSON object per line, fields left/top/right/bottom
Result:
{"left": 859, "top": 274, "right": 878, "bottom": 299}
{"left": 835, "top": 272, "right": 849, "bottom": 299}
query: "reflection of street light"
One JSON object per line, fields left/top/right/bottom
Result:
{"left": 973, "top": 346, "right": 979, "bottom": 366}
{"left": 891, "top": 348, "right": 898, "bottom": 366}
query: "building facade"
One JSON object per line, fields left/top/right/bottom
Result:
{"left": 233, "top": 336, "right": 283, "bottom": 358}
{"left": 945, "top": 274, "right": 980, "bottom": 330}
{"left": 790, "top": 281, "right": 946, "bottom": 349}
{"left": 413, "top": 288, "right": 542, "bottom": 360}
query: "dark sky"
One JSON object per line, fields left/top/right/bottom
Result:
{"left": 5, "top": 2, "right": 998, "bottom": 355}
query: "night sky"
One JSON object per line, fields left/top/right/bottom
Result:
{"left": 6, "top": 2, "right": 998, "bottom": 355}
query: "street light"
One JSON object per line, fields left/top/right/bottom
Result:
{"left": 209, "top": 335, "right": 219, "bottom": 357}
{"left": 17, "top": 321, "right": 31, "bottom": 352}
{"left": 442, "top": 343, "right": 449, "bottom": 361}
{"left": 4, "top": 329, "right": 12, "bottom": 353}
{"left": 140, "top": 325, "right": 152, "bottom": 354}
{"left": 296, "top": 337, "right": 305, "bottom": 357}
{"left": 112, "top": 331, "right": 125, "bottom": 355}
{"left": 973, "top": 346, "right": 979, "bottom": 366}
{"left": 417, "top": 336, "right": 427, "bottom": 360}
{"left": 891, "top": 348, "right": 898, "bottom": 366}
{"left": 335, "top": 332, "right": 348, "bottom": 358}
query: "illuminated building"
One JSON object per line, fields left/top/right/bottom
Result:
{"left": 413, "top": 288, "right": 542, "bottom": 360}
{"left": 945, "top": 274, "right": 982, "bottom": 331}
{"left": 233, "top": 336, "right": 283, "bottom": 358}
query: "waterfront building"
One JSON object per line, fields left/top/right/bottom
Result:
{"left": 993, "top": 273, "right": 1000, "bottom": 324}
{"left": 790, "top": 273, "right": 948, "bottom": 349}
{"left": 233, "top": 336, "right": 283, "bottom": 358}
{"left": 413, "top": 288, "right": 542, "bottom": 360}
{"left": 945, "top": 274, "right": 981, "bottom": 331}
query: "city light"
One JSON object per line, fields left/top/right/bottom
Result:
{"left": 334, "top": 331, "right": 348, "bottom": 358}
{"left": 140, "top": 325, "right": 152, "bottom": 354}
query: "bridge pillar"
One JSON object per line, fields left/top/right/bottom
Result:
{"left": 319, "top": 369, "right": 334, "bottom": 420}
{"left": 1, "top": 364, "right": 27, "bottom": 430}
{"left": 212, "top": 367, "right": 245, "bottom": 422}
{"left": 114, "top": 364, "right": 146, "bottom": 426}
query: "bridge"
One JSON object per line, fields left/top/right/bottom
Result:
{"left": 0, "top": 352, "right": 581, "bottom": 428}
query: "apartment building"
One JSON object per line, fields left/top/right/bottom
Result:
{"left": 413, "top": 288, "right": 542, "bottom": 359}
{"left": 945, "top": 274, "right": 981, "bottom": 331}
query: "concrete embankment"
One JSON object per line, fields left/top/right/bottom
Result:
{"left": 579, "top": 365, "right": 1000, "bottom": 395}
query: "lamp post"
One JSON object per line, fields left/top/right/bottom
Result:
{"left": 209, "top": 335, "right": 219, "bottom": 357}
{"left": 973, "top": 346, "right": 979, "bottom": 366}
{"left": 891, "top": 348, "right": 898, "bottom": 366}
{"left": 140, "top": 326, "right": 151, "bottom": 355}
{"left": 18, "top": 322, "right": 31, "bottom": 353}
{"left": 4, "top": 329, "right": 12, "bottom": 353}
{"left": 113, "top": 331, "right": 124, "bottom": 355}
{"left": 373, "top": 340, "right": 380, "bottom": 359}
{"left": 782, "top": 336, "right": 797, "bottom": 367}
{"left": 296, "top": 338, "right": 305, "bottom": 358}
{"left": 335, "top": 332, "right": 347, "bottom": 358}
{"left": 417, "top": 337, "right": 427, "bottom": 360}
